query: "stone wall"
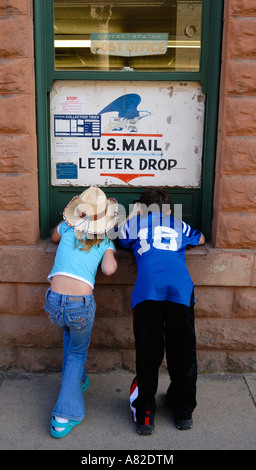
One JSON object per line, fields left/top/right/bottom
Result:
{"left": 0, "top": 0, "right": 39, "bottom": 245}
{"left": 0, "top": 0, "right": 256, "bottom": 373}
{"left": 212, "top": 0, "right": 256, "bottom": 248}
{"left": 0, "top": 243, "right": 255, "bottom": 373}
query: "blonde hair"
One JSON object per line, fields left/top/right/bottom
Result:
{"left": 75, "top": 233, "right": 109, "bottom": 252}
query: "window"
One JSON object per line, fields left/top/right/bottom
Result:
{"left": 54, "top": 0, "right": 202, "bottom": 72}
{"left": 34, "top": 0, "right": 224, "bottom": 240}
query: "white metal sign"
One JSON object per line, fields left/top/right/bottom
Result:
{"left": 50, "top": 81, "right": 205, "bottom": 187}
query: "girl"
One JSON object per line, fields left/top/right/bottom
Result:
{"left": 44, "top": 187, "right": 118, "bottom": 438}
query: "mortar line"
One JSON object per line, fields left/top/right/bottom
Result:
{"left": 243, "top": 375, "right": 256, "bottom": 408}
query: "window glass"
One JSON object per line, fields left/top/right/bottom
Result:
{"left": 54, "top": 0, "right": 202, "bottom": 72}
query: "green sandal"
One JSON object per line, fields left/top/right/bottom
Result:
{"left": 51, "top": 417, "right": 83, "bottom": 438}
{"left": 82, "top": 376, "right": 90, "bottom": 393}
{"left": 60, "top": 376, "right": 90, "bottom": 392}
{"left": 51, "top": 378, "right": 89, "bottom": 438}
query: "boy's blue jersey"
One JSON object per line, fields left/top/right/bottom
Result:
{"left": 117, "top": 212, "right": 201, "bottom": 308}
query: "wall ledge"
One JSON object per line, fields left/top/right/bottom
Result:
{"left": 0, "top": 241, "right": 256, "bottom": 287}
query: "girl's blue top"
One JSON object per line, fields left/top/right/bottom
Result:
{"left": 48, "top": 221, "right": 115, "bottom": 289}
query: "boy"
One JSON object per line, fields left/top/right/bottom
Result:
{"left": 117, "top": 188, "right": 205, "bottom": 435}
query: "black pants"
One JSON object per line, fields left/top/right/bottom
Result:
{"left": 133, "top": 294, "right": 197, "bottom": 419}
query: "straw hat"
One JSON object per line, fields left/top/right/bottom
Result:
{"left": 63, "top": 187, "right": 118, "bottom": 235}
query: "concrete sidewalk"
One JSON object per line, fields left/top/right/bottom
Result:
{"left": 0, "top": 369, "right": 255, "bottom": 451}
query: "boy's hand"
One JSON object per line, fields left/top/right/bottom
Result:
{"left": 119, "top": 202, "right": 142, "bottom": 227}
{"left": 198, "top": 233, "right": 205, "bottom": 245}
{"left": 129, "top": 202, "right": 142, "bottom": 218}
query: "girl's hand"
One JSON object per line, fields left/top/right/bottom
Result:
{"left": 101, "top": 249, "right": 117, "bottom": 275}
{"left": 51, "top": 224, "right": 61, "bottom": 243}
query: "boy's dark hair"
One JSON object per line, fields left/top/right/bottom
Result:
{"left": 139, "top": 188, "right": 172, "bottom": 212}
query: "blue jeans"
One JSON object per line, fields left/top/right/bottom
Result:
{"left": 44, "top": 288, "right": 96, "bottom": 421}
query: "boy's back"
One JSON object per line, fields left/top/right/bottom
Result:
{"left": 118, "top": 211, "right": 201, "bottom": 308}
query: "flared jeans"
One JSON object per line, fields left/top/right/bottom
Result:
{"left": 44, "top": 288, "right": 96, "bottom": 421}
